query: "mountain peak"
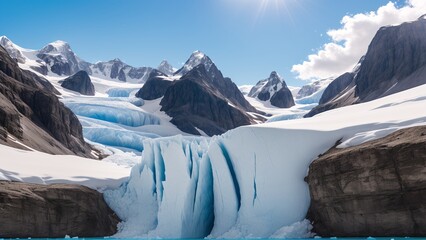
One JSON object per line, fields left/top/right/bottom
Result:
{"left": 40, "top": 40, "right": 72, "bottom": 54}
{"left": 269, "top": 71, "right": 280, "bottom": 79}
{"left": 111, "top": 58, "right": 123, "bottom": 63}
{"left": 158, "top": 60, "right": 174, "bottom": 75}
{"left": 190, "top": 50, "right": 206, "bottom": 59}
{"left": 175, "top": 50, "right": 214, "bottom": 76}
{"left": 0, "top": 35, "right": 11, "bottom": 44}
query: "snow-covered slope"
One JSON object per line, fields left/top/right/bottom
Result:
{"left": 238, "top": 85, "right": 254, "bottom": 95}
{"left": 0, "top": 144, "right": 130, "bottom": 191}
{"left": 295, "top": 78, "right": 334, "bottom": 104}
{"left": 105, "top": 83, "right": 426, "bottom": 238}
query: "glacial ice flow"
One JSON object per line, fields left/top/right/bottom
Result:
{"left": 64, "top": 100, "right": 159, "bottom": 127}
{"left": 107, "top": 88, "right": 140, "bottom": 98}
{"left": 79, "top": 117, "right": 160, "bottom": 151}
{"left": 104, "top": 127, "right": 329, "bottom": 238}
{"left": 104, "top": 84, "right": 426, "bottom": 238}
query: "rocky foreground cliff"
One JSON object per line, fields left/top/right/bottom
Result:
{"left": 0, "top": 45, "right": 95, "bottom": 157}
{"left": 307, "top": 126, "right": 426, "bottom": 237}
{"left": 0, "top": 181, "right": 119, "bottom": 238}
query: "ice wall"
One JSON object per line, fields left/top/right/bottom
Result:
{"left": 104, "top": 126, "right": 335, "bottom": 238}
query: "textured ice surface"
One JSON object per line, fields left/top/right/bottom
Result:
{"left": 105, "top": 84, "right": 426, "bottom": 238}
{"left": 79, "top": 117, "right": 160, "bottom": 151}
{"left": 64, "top": 100, "right": 159, "bottom": 127}
{"left": 107, "top": 88, "right": 140, "bottom": 97}
{"left": 104, "top": 128, "right": 321, "bottom": 238}
{"left": 105, "top": 136, "right": 212, "bottom": 238}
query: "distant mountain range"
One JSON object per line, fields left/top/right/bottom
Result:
{"left": 2, "top": 16, "right": 426, "bottom": 138}
{"left": 0, "top": 36, "right": 171, "bottom": 83}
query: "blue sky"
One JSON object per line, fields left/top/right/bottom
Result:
{"left": 1, "top": 0, "right": 396, "bottom": 86}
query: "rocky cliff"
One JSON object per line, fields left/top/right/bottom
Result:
{"left": 0, "top": 181, "right": 119, "bottom": 238}
{"left": 307, "top": 126, "right": 426, "bottom": 237}
{"left": 0, "top": 46, "right": 95, "bottom": 157}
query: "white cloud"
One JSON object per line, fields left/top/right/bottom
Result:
{"left": 292, "top": 0, "right": 426, "bottom": 80}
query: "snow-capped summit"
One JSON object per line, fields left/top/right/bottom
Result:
{"left": 39, "top": 40, "right": 72, "bottom": 55}
{"left": 0, "top": 36, "right": 26, "bottom": 63}
{"left": 248, "top": 71, "right": 285, "bottom": 100}
{"left": 174, "top": 50, "right": 214, "bottom": 76}
{"left": 36, "top": 40, "right": 89, "bottom": 76}
{"left": 157, "top": 60, "right": 175, "bottom": 75}
{"left": 248, "top": 71, "right": 295, "bottom": 108}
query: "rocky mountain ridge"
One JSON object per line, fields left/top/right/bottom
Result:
{"left": 307, "top": 17, "right": 426, "bottom": 117}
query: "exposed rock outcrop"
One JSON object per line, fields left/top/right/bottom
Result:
{"left": 307, "top": 17, "right": 426, "bottom": 117}
{"left": 0, "top": 46, "right": 95, "bottom": 157}
{"left": 307, "top": 126, "right": 426, "bottom": 237}
{"left": 60, "top": 70, "right": 95, "bottom": 95}
{"left": 249, "top": 71, "right": 295, "bottom": 108}
{"left": 270, "top": 86, "right": 295, "bottom": 108}
{"left": 160, "top": 65, "right": 255, "bottom": 136}
{"left": 318, "top": 72, "right": 355, "bottom": 105}
{"left": 135, "top": 70, "right": 172, "bottom": 100}
{"left": 0, "top": 181, "right": 119, "bottom": 238}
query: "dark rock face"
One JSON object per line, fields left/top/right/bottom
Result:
{"left": 307, "top": 126, "right": 426, "bottom": 237}
{"left": 355, "top": 18, "right": 426, "bottom": 101}
{"left": 160, "top": 65, "right": 254, "bottom": 136}
{"left": 318, "top": 72, "right": 354, "bottom": 104}
{"left": 135, "top": 70, "right": 172, "bottom": 100}
{"left": 270, "top": 86, "right": 295, "bottom": 108}
{"left": 0, "top": 181, "right": 119, "bottom": 238}
{"left": 306, "top": 18, "right": 426, "bottom": 117}
{"left": 61, "top": 70, "right": 95, "bottom": 96}
{"left": 109, "top": 58, "right": 126, "bottom": 81}
{"left": 0, "top": 46, "right": 95, "bottom": 157}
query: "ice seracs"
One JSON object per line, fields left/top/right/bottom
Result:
{"left": 105, "top": 82, "right": 426, "bottom": 238}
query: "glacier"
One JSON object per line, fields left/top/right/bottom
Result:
{"left": 104, "top": 127, "right": 331, "bottom": 238}
{"left": 64, "top": 99, "right": 159, "bottom": 127}
{"left": 104, "top": 84, "right": 426, "bottom": 238}
{"left": 79, "top": 117, "right": 160, "bottom": 152}
{"left": 106, "top": 88, "right": 140, "bottom": 97}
